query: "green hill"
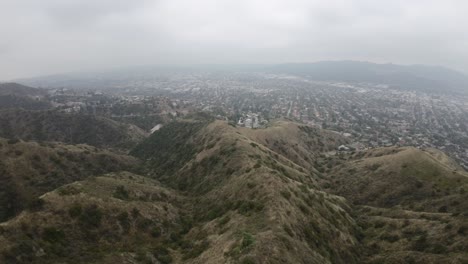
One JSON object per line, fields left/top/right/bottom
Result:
{"left": 320, "top": 146, "right": 468, "bottom": 263}
{"left": 0, "top": 83, "right": 51, "bottom": 110}
{"left": 0, "top": 118, "right": 466, "bottom": 263}
{"left": 0, "top": 172, "right": 182, "bottom": 264}
{"left": 0, "top": 109, "right": 147, "bottom": 149}
{"left": 131, "top": 119, "right": 362, "bottom": 263}
{"left": 0, "top": 138, "right": 139, "bottom": 222}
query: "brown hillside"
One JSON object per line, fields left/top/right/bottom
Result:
{"left": 133, "top": 119, "right": 362, "bottom": 264}
{"left": 0, "top": 172, "right": 184, "bottom": 264}
{"left": 320, "top": 146, "right": 468, "bottom": 263}
{"left": 0, "top": 109, "right": 147, "bottom": 149}
{"left": 0, "top": 138, "right": 140, "bottom": 222}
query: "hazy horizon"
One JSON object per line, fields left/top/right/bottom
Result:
{"left": 1, "top": 0, "right": 468, "bottom": 80}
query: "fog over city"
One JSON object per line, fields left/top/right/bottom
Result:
{"left": 1, "top": 0, "right": 468, "bottom": 80}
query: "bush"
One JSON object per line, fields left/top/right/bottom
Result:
{"left": 280, "top": 190, "right": 291, "bottom": 200}
{"left": 28, "top": 198, "right": 45, "bottom": 212}
{"left": 57, "top": 185, "right": 81, "bottom": 196}
{"left": 7, "top": 138, "right": 19, "bottom": 144}
{"left": 117, "top": 211, "right": 130, "bottom": 232}
{"left": 151, "top": 226, "right": 161, "bottom": 238}
{"left": 380, "top": 233, "right": 400, "bottom": 243}
{"left": 182, "top": 239, "right": 210, "bottom": 260}
{"left": 113, "top": 185, "right": 129, "bottom": 200}
{"left": 438, "top": 205, "right": 448, "bottom": 213}
{"left": 153, "top": 245, "right": 173, "bottom": 264}
{"left": 373, "top": 221, "right": 386, "bottom": 229}
{"left": 237, "top": 201, "right": 264, "bottom": 215}
{"left": 431, "top": 243, "right": 448, "bottom": 254}
{"left": 411, "top": 235, "right": 429, "bottom": 252}
{"left": 241, "top": 232, "right": 255, "bottom": 250}
{"left": 79, "top": 204, "right": 103, "bottom": 228}
{"left": 218, "top": 215, "right": 231, "bottom": 226}
{"left": 42, "top": 227, "right": 65, "bottom": 243}
{"left": 241, "top": 256, "right": 256, "bottom": 264}
{"left": 457, "top": 226, "right": 466, "bottom": 235}
{"left": 68, "top": 203, "right": 82, "bottom": 218}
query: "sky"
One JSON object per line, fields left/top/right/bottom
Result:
{"left": 1, "top": 0, "right": 467, "bottom": 80}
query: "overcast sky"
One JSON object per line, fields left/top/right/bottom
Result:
{"left": 1, "top": 0, "right": 467, "bottom": 80}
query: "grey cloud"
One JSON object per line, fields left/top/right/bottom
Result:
{"left": 0, "top": 0, "right": 467, "bottom": 80}
{"left": 41, "top": 0, "right": 154, "bottom": 28}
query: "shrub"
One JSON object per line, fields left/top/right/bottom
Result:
{"left": 131, "top": 207, "right": 140, "bottom": 218}
{"left": 218, "top": 215, "right": 231, "bottom": 226}
{"left": 457, "top": 226, "right": 466, "bottom": 235}
{"left": 373, "top": 221, "right": 386, "bottom": 229}
{"left": 182, "top": 239, "right": 210, "bottom": 260}
{"left": 380, "top": 233, "right": 400, "bottom": 243}
{"left": 241, "top": 232, "right": 255, "bottom": 250}
{"left": 57, "top": 185, "right": 81, "bottom": 196}
{"left": 42, "top": 227, "right": 65, "bottom": 243}
{"left": 136, "top": 217, "right": 153, "bottom": 231}
{"left": 237, "top": 201, "right": 263, "bottom": 215}
{"left": 241, "top": 256, "right": 256, "bottom": 264}
{"left": 117, "top": 211, "right": 130, "bottom": 232}
{"left": 68, "top": 203, "right": 82, "bottom": 218}
{"left": 411, "top": 235, "right": 429, "bottom": 252}
{"left": 79, "top": 204, "right": 103, "bottom": 228}
{"left": 280, "top": 190, "right": 291, "bottom": 200}
{"left": 431, "top": 243, "right": 448, "bottom": 254}
{"left": 7, "top": 138, "right": 19, "bottom": 144}
{"left": 153, "top": 245, "right": 172, "bottom": 264}
{"left": 151, "top": 227, "right": 161, "bottom": 238}
{"left": 28, "top": 198, "right": 45, "bottom": 212}
{"left": 438, "top": 205, "right": 448, "bottom": 213}
{"left": 113, "top": 185, "right": 129, "bottom": 200}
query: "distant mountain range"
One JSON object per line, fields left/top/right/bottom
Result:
{"left": 15, "top": 61, "right": 468, "bottom": 93}
{"left": 266, "top": 61, "right": 468, "bottom": 93}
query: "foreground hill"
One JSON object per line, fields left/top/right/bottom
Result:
{"left": 0, "top": 109, "right": 147, "bottom": 149}
{"left": 0, "top": 83, "right": 51, "bottom": 110}
{"left": 0, "top": 118, "right": 466, "bottom": 263}
{"left": 323, "top": 147, "right": 468, "bottom": 213}
{"left": 0, "top": 138, "right": 140, "bottom": 222}
{"left": 0, "top": 172, "right": 183, "bottom": 264}
{"left": 0, "top": 119, "right": 362, "bottom": 263}
{"left": 320, "top": 146, "right": 468, "bottom": 263}
{"left": 132, "top": 119, "right": 362, "bottom": 263}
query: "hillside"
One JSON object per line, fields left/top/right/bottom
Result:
{"left": 0, "top": 172, "right": 183, "bottom": 264}
{"left": 0, "top": 138, "right": 140, "bottom": 222}
{"left": 0, "top": 118, "right": 466, "bottom": 263}
{"left": 0, "top": 83, "right": 47, "bottom": 97}
{"left": 0, "top": 109, "right": 147, "bottom": 149}
{"left": 132, "top": 119, "right": 362, "bottom": 263}
{"left": 319, "top": 146, "right": 468, "bottom": 263}
{"left": 0, "top": 119, "right": 362, "bottom": 263}
{"left": 322, "top": 147, "right": 468, "bottom": 213}
{"left": 0, "top": 83, "right": 51, "bottom": 110}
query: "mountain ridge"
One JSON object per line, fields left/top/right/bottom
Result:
{"left": 15, "top": 61, "right": 468, "bottom": 93}
{"left": 0, "top": 118, "right": 466, "bottom": 263}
